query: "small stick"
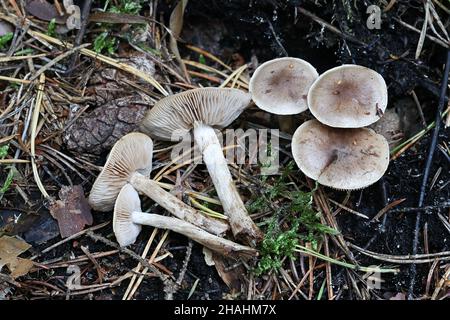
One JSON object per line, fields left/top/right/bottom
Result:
{"left": 424, "top": 259, "right": 439, "bottom": 297}
{"left": 410, "top": 90, "right": 427, "bottom": 127}
{"left": 431, "top": 266, "right": 450, "bottom": 299}
{"left": 85, "top": 230, "right": 178, "bottom": 300}
{"left": 329, "top": 198, "right": 369, "bottom": 219}
{"left": 126, "top": 230, "right": 170, "bottom": 300}
{"left": 176, "top": 240, "right": 193, "bottom": 286}
{"left": 30, "top": 73, "right": 49, "bottom": 199}
{"left": 122, "top": 228, "right": 159, "bottom": 300}
{"left": 371, "top": 198, "right": 406, "bottom": 222}
{"left": 296, "top": 7, "right": 366, "bottom": 46}
{"left": 394, "top": 18, "right": 449, "bottom": 49}
{"left": 30, "top": 222, "right": 109, "bottom": 260}
{"left": 131, "top": 213, "right": 258, "bottom": 259}
{"left": 80, "top": 245, "right": 105, "bottom": 284}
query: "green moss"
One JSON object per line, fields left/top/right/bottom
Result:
{"left": 250, "top": 162, "right": 338, "bottom": 276}
{"left": 47, "top": 19, "right": 57, "bottom": 37}
{"left": 93, "top": 0, "right": 145, "bottom": 54}
{"left": 94, "top": 32, "right": 117, "bottom": 54}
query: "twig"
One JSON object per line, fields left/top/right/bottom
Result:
{"left": 30, "top": 73, "right": 49, "bottom": 199}
{"left": 329, "top": 198, "right": 369, "bottom": 219}
{"left": 176, "top": 240, "right": 193, "bottom": 286}
{"left": 394, "top": 18, "right": 449, "bottom": 49}
{"left": 0, "top": 273, "right": 21, "bottom": 287}
{"left": 29, "top": 44, "right": 90, "bottom": 82}
{"left": 80, "top": 245, "right": 105, "bottom": 284}
{"left": 386, "top": 202, "right": 450, "bottom": 214}
{"left": 296, "top": 7, "right": 366, "bottom": 46}
{"left": 25, "top": 29, "right": 169, "bottom": 96}
{"left": 415, "top": 0, "right": 430, "bottom": 59}
{"left": 30, "top": 222, "right": 109, "bottom": 260}
{"left": 122, "top": 228, "right": 159, "bottom": 300}
{"left": 349, "top": 243, "right": 450, "bottom": 264}
{"left": 85, "top": 231, "right": 178, "bottom": 300}
{"left": 126, "top": 230, "right": 170, "bottom": 300}
{"left": 371, "top": 198, "right": 406, "bottom": 222}
{"left": 410, "top": 90, "right": 427, "bottom": 127}
{"left": 431, "top": 265, "right": 450, "bottom": 299}
{"left": 408, "top": 50, "right": 450, "bottom": 299}
{"left": 267, "top": 20, "right": 288, "bottom": 56}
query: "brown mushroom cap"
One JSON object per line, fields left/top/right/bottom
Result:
{"left": 307, "top": 64, "right": 388, "bottom": 128}
{"left": 140, "top": 87, "right": 251, "bottom": 141}
{"left": 249, "top": 57, "right": 319, "bottom": 115}
{"left": 292, "top": 120, "right": 390, "bottom": 190}
{"left": 88, "top": 132, "right": 153, "bottom": 212}
{"left": 113, "top": 184, "right": 142, "bottom": 247}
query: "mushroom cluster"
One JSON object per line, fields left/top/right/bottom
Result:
{"left": 87, "top": 57, "right": 391, "bottom": 254}
{"left": 249, "top": 60, "right": 390, "bottom": 190}
{"left": 88, "top": 132, "right": 256, "bottom": 258}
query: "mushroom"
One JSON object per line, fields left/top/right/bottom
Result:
{"left": 114, "top": 183, "right": 258, "bottom": 259}
{"left": 88, "top": 132, "right": 228, "bottom": 236}
{"left": 291, "top": 120, "right": 390, "bottom": 190}
{"left": 140, "top": 87, "right": 263, "bottom": 246}
{"left": 249, "top": 57, "right": 319, "bottom": 115}
{"left": 307, "top": 64, "right": 388, "bottom": 128}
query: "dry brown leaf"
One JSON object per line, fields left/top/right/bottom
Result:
{"left": 9, "top": 258, "right": 34, "bottom": 278}
{"left": 50, "top": 185, "right": 93, "bottom": 238}
{"left": 202, "top": 247, "right": 215, "bottom": 266}
{"left": 0, "top": 236, "right": 33, "bottom": 279}
{"left": 169, "top": 0, "right": 190, "bottom": 82}
{"left": 25, "top": 0, "right": 66, "bottom": 23}
{"left": 211, "top": 252, "right": 244, "bottom": 293}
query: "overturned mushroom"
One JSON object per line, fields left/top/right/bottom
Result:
{"left": 249, "top": 57, "right": 319, "bottom": 115}
{"left": 308, "top": 64, "right": 388, "bottom": 128}
{"left": 140, "top": 88, "right": 263, "bottom": 246}
{"left": 114, "top": 184, "right": 258, "bottom": 259}
{"left": 291, "top": 120, "right": 390, "bottom": 190}
{"left": 88, "top": 132, "right": 228, "bottom": 236}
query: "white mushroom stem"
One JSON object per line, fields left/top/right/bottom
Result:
{"left": 193, "top": 124, "right": 263, "bottom": 246}
{"left": 131, "top": 212, "right": 257, "bottom": 258}
{"left": 128, "top": 172, "right": 228, "bottom": 236}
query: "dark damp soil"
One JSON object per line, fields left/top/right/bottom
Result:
{"left": 169, "top": 0, "right": 450, "bottom": 298}
{"left": 3, "top": 0, "right": 448, "bottom": 300}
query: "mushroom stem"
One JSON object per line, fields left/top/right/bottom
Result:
{"left": 131, "top": 212, "right": 258, "bottom": 259}
{"left": 129, "top": 172, "right": 228, "bottom": 236}
{"left": 193, "top": 124, "right": 263, "bottom": 246}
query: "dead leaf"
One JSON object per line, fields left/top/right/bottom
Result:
{"left": 50, "top": 185, "right": 93, "bottom": 238}
{"left": 0, "top": 236, "right": 33, "bottom": 279}
{"left": 211, "top": 252, "right": 245, "bottom": 293}
{"left": 25, "top": 0, "right": 66, "bottom": 23}
{"left": 169, "top": 0, "right": 190, "bottom": 82}
{"left": 202, "top": 247, "right": 215, "bottom": 266}
{"left": 9, "top": 258, "right": 34, "bottom": 278}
